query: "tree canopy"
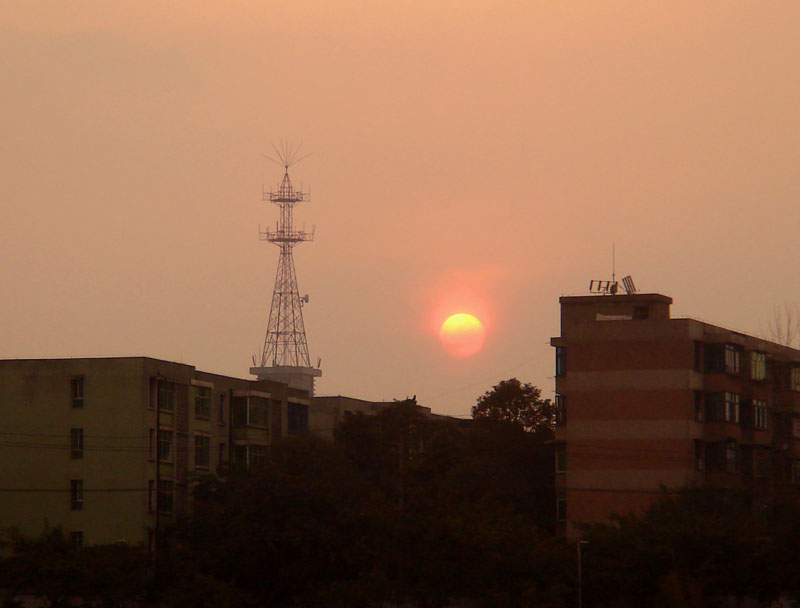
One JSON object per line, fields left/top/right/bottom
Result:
{"left": 471, "top": 378, "right": 554, "bottom": 437}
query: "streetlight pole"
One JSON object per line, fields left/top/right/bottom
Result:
{"left": 578, "top": 540, "right": 588, "bottom": 608}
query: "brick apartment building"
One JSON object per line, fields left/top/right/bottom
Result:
{"left": 0, "top": 357, "right": 312, "bottom": 547}
{"left": 552, "top": 293, "right": 800, "bottom": 538}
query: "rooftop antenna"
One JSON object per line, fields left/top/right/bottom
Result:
{"left": 589, "top": 244, "right": 620, "bottom": 295}
{"left": 250, "top": 142, "right": 322, "bottom": 395}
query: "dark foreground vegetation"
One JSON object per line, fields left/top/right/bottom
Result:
{"left": 2, "top": 381, "right": 800, "bottom": 607}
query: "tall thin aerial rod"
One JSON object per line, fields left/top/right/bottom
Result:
{"left": 257, "top": 156, "right": 315, "bottom": 368}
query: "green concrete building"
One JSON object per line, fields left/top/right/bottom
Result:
{"left": 0, "top": 357, "right": 311, "bottom": 547}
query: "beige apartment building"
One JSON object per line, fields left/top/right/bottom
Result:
{"left": 0, "top": 357, "right": 311, "bottom": 547}
{"left": 552, "top": 293, "right": 800, "bottom": 538}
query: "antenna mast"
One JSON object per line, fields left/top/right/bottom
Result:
{"left": 250, "top": 142, "right": 322, "bottom": 394}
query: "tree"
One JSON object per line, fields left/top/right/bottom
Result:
{"left": 763, "top": 302, "right": 800, "bottom": 347}
{"left": 472, "top": 378, "right": 554, "bottom": 437}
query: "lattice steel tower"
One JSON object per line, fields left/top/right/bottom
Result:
{"left": 250, "top": 144, "right": 321, "bottom": 394}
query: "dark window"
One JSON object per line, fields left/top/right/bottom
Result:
{"left": 158, "top": 480, "right": 174, "bottom": 513}
{"left": 288, "top": 402, "right": 308, "bottom": 432}
{"left": 556, "top": 443, "right": 566, "bottom": 473}
{"left": 194, "top": 387, "right": 211, "bottom": 419}
{"left": 705, "top": 393, "right": 725, "bottom": 422}
{"left": 70, "top": 377, "right": 84, "bottom": 408}
{"left": 157, "top": 381, "right": 175, "bottom": 412}
{"left": 217, "top": 443, "right": 226, "bottom": 469}
{"left": 633, "top": 306, "right": 649, "bottom": 320}
{"left": 555, "top": 394, "right": 566, "bottom": 426}
{"left": 249, "top": 445, "right": 267, "bottom": 468}
{"left": 148, "top": 480, "right": 155, "bottom": 512}
{"left": 705, "top": 392, "right": 739, "bottom": 423}
{"left": 751, "top": 352, "right": 767, "bottom": 381}
{"left": 725, "top": 345, "right": 741, "bottom": 374}
{"left": 194, "top": 435, "right": 210, "bottom": 469}
{"left": 694, "top": 440, "right": 705, "bottom": 471}
{"left": 248, "top": 397, "right": 268, "bottom": 427}
{"left": 70, "top": 479, "right": 83, "bottom": 510}
{"left": 705, "top": 344, "right": 741, "bottom": 374}
{"left": 233, "top": 445, "right": 247, "bottom": 467}
{"left": 70, "top": 428, "right": 83, "bottom": 459}
{"left": 694, "top": 391, "right": 704, "bottom": 422}
{"left": 555, "top": 346, "right": 566, "bottom": 376}
{"left": 557, "top": 494, "right": 567, "bottom": 522}
{"left": 218, "top": 393, "right": 226, "bottom": 425}
{"left": 725, "top": 392, "right": 740, "bottom": 424}
{"left": 752, "top": 400, "right": 768, "bottom": 430}
{"left": 158, "top": 430, "right": 174, "bottom": 462}
{"left": 791, "top": 368, "right": 800, "bottom": 391}
{"left": 232, "top": 397, "right": 247, "bottom": 426}
{"left": 693, "top": 341, "right": 704, "bottom": 372}
{"left": 70, "top": 531, "right": 83, "bottom": 549}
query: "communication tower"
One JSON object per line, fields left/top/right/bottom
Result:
{"left": 250, "top": 143, "right": 322, "bottom": 395}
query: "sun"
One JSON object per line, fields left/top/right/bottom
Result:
{"left": 439, "top": 313, "right": 486, "bottom": 357}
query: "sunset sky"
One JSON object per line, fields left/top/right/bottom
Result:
{"left": 3, "top": 2, "right": 800, "bottom": 417}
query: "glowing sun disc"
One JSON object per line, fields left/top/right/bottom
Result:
{"left": 439, "top": 313, "right": 486, "bottom": 357}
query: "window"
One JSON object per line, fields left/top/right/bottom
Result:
{"left": 218, "top": 393, "right": 226, "bottom": 425}
{"left": 148, "top": 428, "right": 155, "bottom": 460}
{"left": 70, "top": 479, "right": 83, "bottom": 510}
{"left": 792, "top": 462, "right": 800, "bottom": 485}
{"left": 791, "top": 368, "right": 800, "bottom": 391}
{"left": 724, "top": 345, "right": 741, "bottom": 374}
{"left": 705, "top": 344, "right": 741, "bottom": 374}
{"left": 157, "top": 380, "right": 175, "bottom": 412}
{"left": 633, "top": 305, "right": 649, "bottom": 320}
{"left": 556, "top": 443, "right": 566, "bottom": 473}
{"left": 232, "top": 396, "right": 268, "bottom": 428}
{"left": 725, "top": 440, "right": 738, "bottom": 471}
{"left": 157, "top": 430, "right": 174, "bottom": 462}
{"left": 694, "top": 391, "right": 704, "bottom": 422}
{"left": 194, "top": 434, "right": 210, "bottom": 469}
{"left": 70, "top": 377, "right": 84, "bottom": 408}
{"left": 694, "top": 440, "right": 705, "bottom": 471}
{"left": 752, "top": 400, "right": 768, "bottom": 431}
{"left": 725, "top": 392, "right": 740, "bottom": 424}
{"left": 148, "top": 480, "right": 155, "bottom": 512}
{"left": 233, "top": 445, "right": 247, "bottom": 467}
{"left": 218, "top": 443, "right": 226, "bottom": 469}
{"left": 555, "top": 394, "right": 566, "bottom": 427}
{"left": 751, "top": 352, "right": 767, "bottom": 381}
{"left": 157, "top": 480, "right": 174, "bottom": 513}
{"left": 693, "top": 341, "right": 704, "bottom": 372}
{"left": 705, "top": 392, "right": 739, "bottom": 423}
{"left": 556, "top": 493, "right": 567, "bottom": 522}
{"left": 70, "top": 428, "right": 83, "bottom": 459}
{"left": 194, "top": 387, "right": 211, "bottom": 419}
{"left": 753, "top": 449, "right": 770, "bottom": 477}
{"left": 248, "top": 397, "right": 268, "bottom": 427}
{"left": 555, "top": 346, "right": 566, "bottom": 376}
{"left": 288, "top": 402, "right": 308, "bottom": 432}
{"left": 70, "top": 531, "right": 83, "bottom": 549}
{"left": 249, "top": 445, "right": 267, "bottom": 468}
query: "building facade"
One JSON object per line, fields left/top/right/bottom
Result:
{"left": 0, "top": 357, "right": 311, "bottom": 547}
{"left": 552, "top": 293, "right": 800, "bottom": 538}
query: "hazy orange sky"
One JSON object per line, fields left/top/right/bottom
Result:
{"left": 3, "top": 2, "right": 800, "bottom": 416}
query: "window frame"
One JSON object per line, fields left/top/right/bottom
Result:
{"left": 70, "top": 479, "right": 83, "bottom": 510}
{"left": 70, "top": 377, "right": 84, "bottom": 408}
{"left": 218, "top": 393, "right": 226, "bottom": 426}
{"left": 157, "top": 429, "right": 174, "bottom": 463}
{"left": 194, "top": 386, "right": 211, "bottom": 420}
{"left": 70, "top": 428, "right": 84, "bottom": 459}
{"left": 751, "top": 352, "right": 767, "bottom": 381}
{"left": 555, "top": 346, "right": 566, "bottom": 377}
{"left": 194, "top": 434, "right": 210, "bottom": 469}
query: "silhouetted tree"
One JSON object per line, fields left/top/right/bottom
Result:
{"left": 472, "top": 378, "right": 554, "bottom": 437}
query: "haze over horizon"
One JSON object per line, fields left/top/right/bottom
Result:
{"left": 3, "top": 2, "right": 799, "bottom": 417}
